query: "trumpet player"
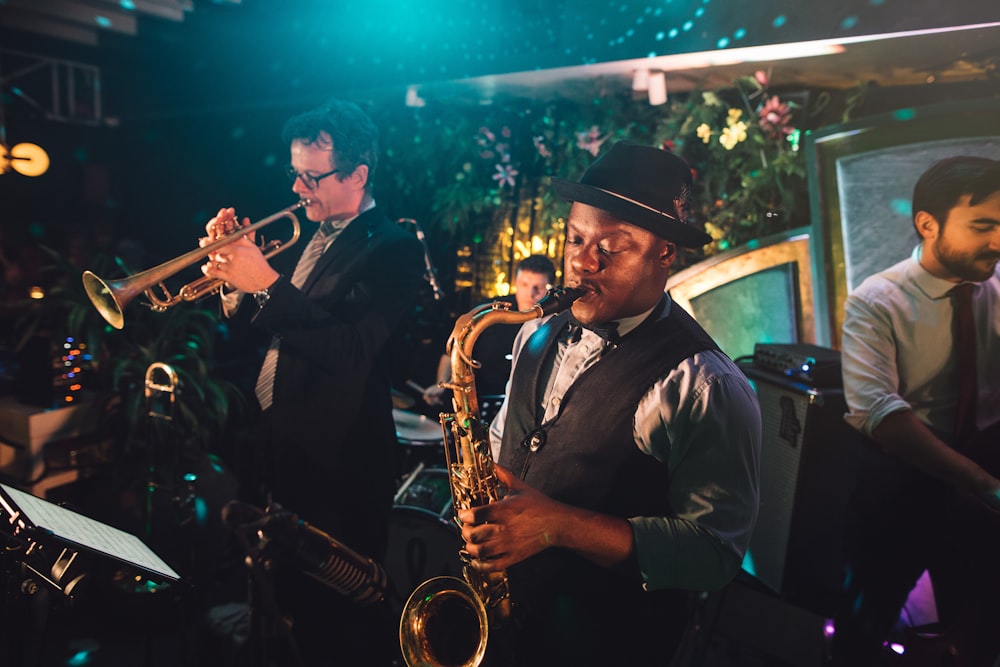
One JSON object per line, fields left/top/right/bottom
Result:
{"left": 200, "top": 99, "right": 424, "bottom": 666}
{"left": 464, "top": 142, "right": 762, "bottom": 665}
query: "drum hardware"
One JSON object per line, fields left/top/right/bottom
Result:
{"left": 394, "top": 462, "right": 453, "bottom": 519}
{"left": 385, "top": 464, "right": 463, "bottom": 618}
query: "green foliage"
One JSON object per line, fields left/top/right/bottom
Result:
{"left": 652, "top": 73, "right": 810, "bottom": 252}
{"left": 12, "top": 248, "right": 245, "bottom": 452}
{"left": 375, "top": 72, "right": 855, "bottom": 286}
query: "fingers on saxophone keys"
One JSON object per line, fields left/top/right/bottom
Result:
{"left": 457, "top": 508, "right": 480, "bottom": 526}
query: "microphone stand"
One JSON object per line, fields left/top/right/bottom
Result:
{"left": 399, "top": 218, "right": 444, "bottom": 301}
{"left": 226, "top": 506, "right": 302, "bottom": 667}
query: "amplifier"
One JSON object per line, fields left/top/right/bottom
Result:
{"left": 738, "top": 362, "right": 878, "bottom": 616}
{"left": 752, "top": 343, "right": 842, "bottom": 388}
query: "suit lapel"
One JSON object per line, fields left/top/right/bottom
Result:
{"left": 300, "top": 208, "right": 381, "bottom": 296}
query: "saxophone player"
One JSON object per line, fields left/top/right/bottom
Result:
{"left": 462, "top": 142, "right": 762, "bottom": 665}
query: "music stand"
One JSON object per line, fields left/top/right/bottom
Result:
{"left": 0, "top": 483, "right": 181, "bottom": 666}
{"left": 0, "top": 482, "right": 180, "bottom": 590}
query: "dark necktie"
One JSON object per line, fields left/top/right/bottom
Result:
{"left": 951, "top": 282, "right": 978, "bottom": 442}
{"left": 255, "top": 221, "right": 335, "bottom": 410}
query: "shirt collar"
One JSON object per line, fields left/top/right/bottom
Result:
{"left": 615, "top": 293, "right": 671, "bottom": 338}
{"left": 908, "top": 244, "right": 974, "bottom": 300}
{"left": 321, "top": 197, "right": 375, "bottom": 236}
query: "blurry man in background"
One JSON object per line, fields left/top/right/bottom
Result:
{"left": 423, "top": 254, "right": 556, "bottom": 409}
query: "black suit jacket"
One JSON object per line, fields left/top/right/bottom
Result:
{"left": 249, "top": 206, "right": 424, "bottom": 559}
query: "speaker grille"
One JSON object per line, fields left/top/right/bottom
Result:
{"left": 744, "top": 378, "right": 816, "bottom": 594}
{"left": 740, "top": 361, "right": 875, "bottom": 615}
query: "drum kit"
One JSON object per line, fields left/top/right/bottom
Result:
{"left": 392, "top": 408, "right": 445, "bottom": 471}
{"left": 385, "top": 405, "right": 451, "bottom": 615}
{"left": 385, "top": 396, "right": 505, "bottom": 616}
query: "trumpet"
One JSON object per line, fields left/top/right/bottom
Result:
{"left": 82, "top": 200, "right": 308, "bottom": 329}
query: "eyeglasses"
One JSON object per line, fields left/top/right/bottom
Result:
{"left": 285, "top": 165, "right": 342, "bottom": 190}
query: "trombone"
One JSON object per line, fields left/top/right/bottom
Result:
{"left": 82, "top": 200, "right": 308, "bottom": 329}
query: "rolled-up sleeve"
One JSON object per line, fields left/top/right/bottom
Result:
{"left": 631, "top": 352, "right": 761, "bottom": 591}
{"left": 842, "top": 291, "right": 911, "bottom": 436}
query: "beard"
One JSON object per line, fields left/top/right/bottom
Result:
{"left": 933, "top": 240, "right": 1000, "bottom": 282}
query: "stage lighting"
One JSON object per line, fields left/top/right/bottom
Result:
{"left": 0, "top": 142, "right": 50, "bottom": 177}
{"left": 632, "top": 69, "right": 650, "bottom": 91}
{"left": 648, "top": 72, "right": 667, "bottom": 106}
{"left": 405, "top": 85, "right": 426, "bottom": 108}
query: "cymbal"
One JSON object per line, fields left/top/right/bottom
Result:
{"left": 393, "top": 409, "right": 441, "bottom": 444}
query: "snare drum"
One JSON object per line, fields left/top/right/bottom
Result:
{"left": 385, "top": 465, "right": 464, "bottom": 616}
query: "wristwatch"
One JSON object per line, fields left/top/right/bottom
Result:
{"left": 253, "top": 276, "right": 281, "bottom": 309}
{"left": 253, "top": 287, "right": 271, "bottom": 309}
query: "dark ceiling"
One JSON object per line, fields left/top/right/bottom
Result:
{"left": 3, "top": 0, "right": 1000, "bottom": 125}
{"left": 1, "top": 0, "right": 998, "bottom": 265}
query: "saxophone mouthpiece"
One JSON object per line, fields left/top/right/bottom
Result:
{"left": 536, "top": 285, "right": 585, "bottom": 316}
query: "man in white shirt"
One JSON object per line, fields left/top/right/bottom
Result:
{"left": 835, "top": 155, "right": 1000, "bottom": 666}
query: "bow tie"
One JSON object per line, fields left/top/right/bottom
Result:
{"left": 567, "top": 315, "right": 620, "bottom": 344}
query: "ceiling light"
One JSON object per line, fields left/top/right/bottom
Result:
{"left": 648, "top": 72, "right": 667, "bottom": 105}
{"left": 405, "top": 85, "right": 426, "bottom": 108}
{"left": 632, "top": 69, "right": 650, "bottom": 91}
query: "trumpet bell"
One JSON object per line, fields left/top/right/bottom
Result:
{"left": 82, "top": 270, "right": 127, "bottom": 330}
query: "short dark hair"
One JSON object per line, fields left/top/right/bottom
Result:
{"left": 912, "top": 156, "right": 1000, "bottom": 234}
{"left": 516, "top": 255, "right": 556, "bottom": 283}
{"left": 281, "top": 99, "right": 379, "bottom": 192}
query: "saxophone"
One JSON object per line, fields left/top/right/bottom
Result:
{"left": 398, "top": 285, "right": 584, "bottom": 667}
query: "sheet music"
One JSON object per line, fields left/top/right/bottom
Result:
{"left": 1, "top": 484, "right": 179, "bottom": 581}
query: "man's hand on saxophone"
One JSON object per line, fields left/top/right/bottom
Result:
{"left": 457, "top": 464, "right": 637, "bottom": 573}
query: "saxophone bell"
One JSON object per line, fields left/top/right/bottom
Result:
{"left": 400, "top": 576, "right": 488, "bottom": 667}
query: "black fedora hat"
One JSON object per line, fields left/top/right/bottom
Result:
{"left": 553, "top": 141, "right": 711, "bottom": 247}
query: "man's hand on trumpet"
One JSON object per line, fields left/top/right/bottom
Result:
{"left": 200, "top": 207, "right": 279, "bottom": 293}
{"left": 202, "top": 207, "right": 250, "bottom": 242}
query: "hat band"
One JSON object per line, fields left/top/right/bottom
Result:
{"left": 590, "top": 185, "right": 677, "bottom": 221}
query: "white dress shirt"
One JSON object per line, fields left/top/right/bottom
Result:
{"left": 842, "top": 246, "right": 1000, "bottom": 441}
